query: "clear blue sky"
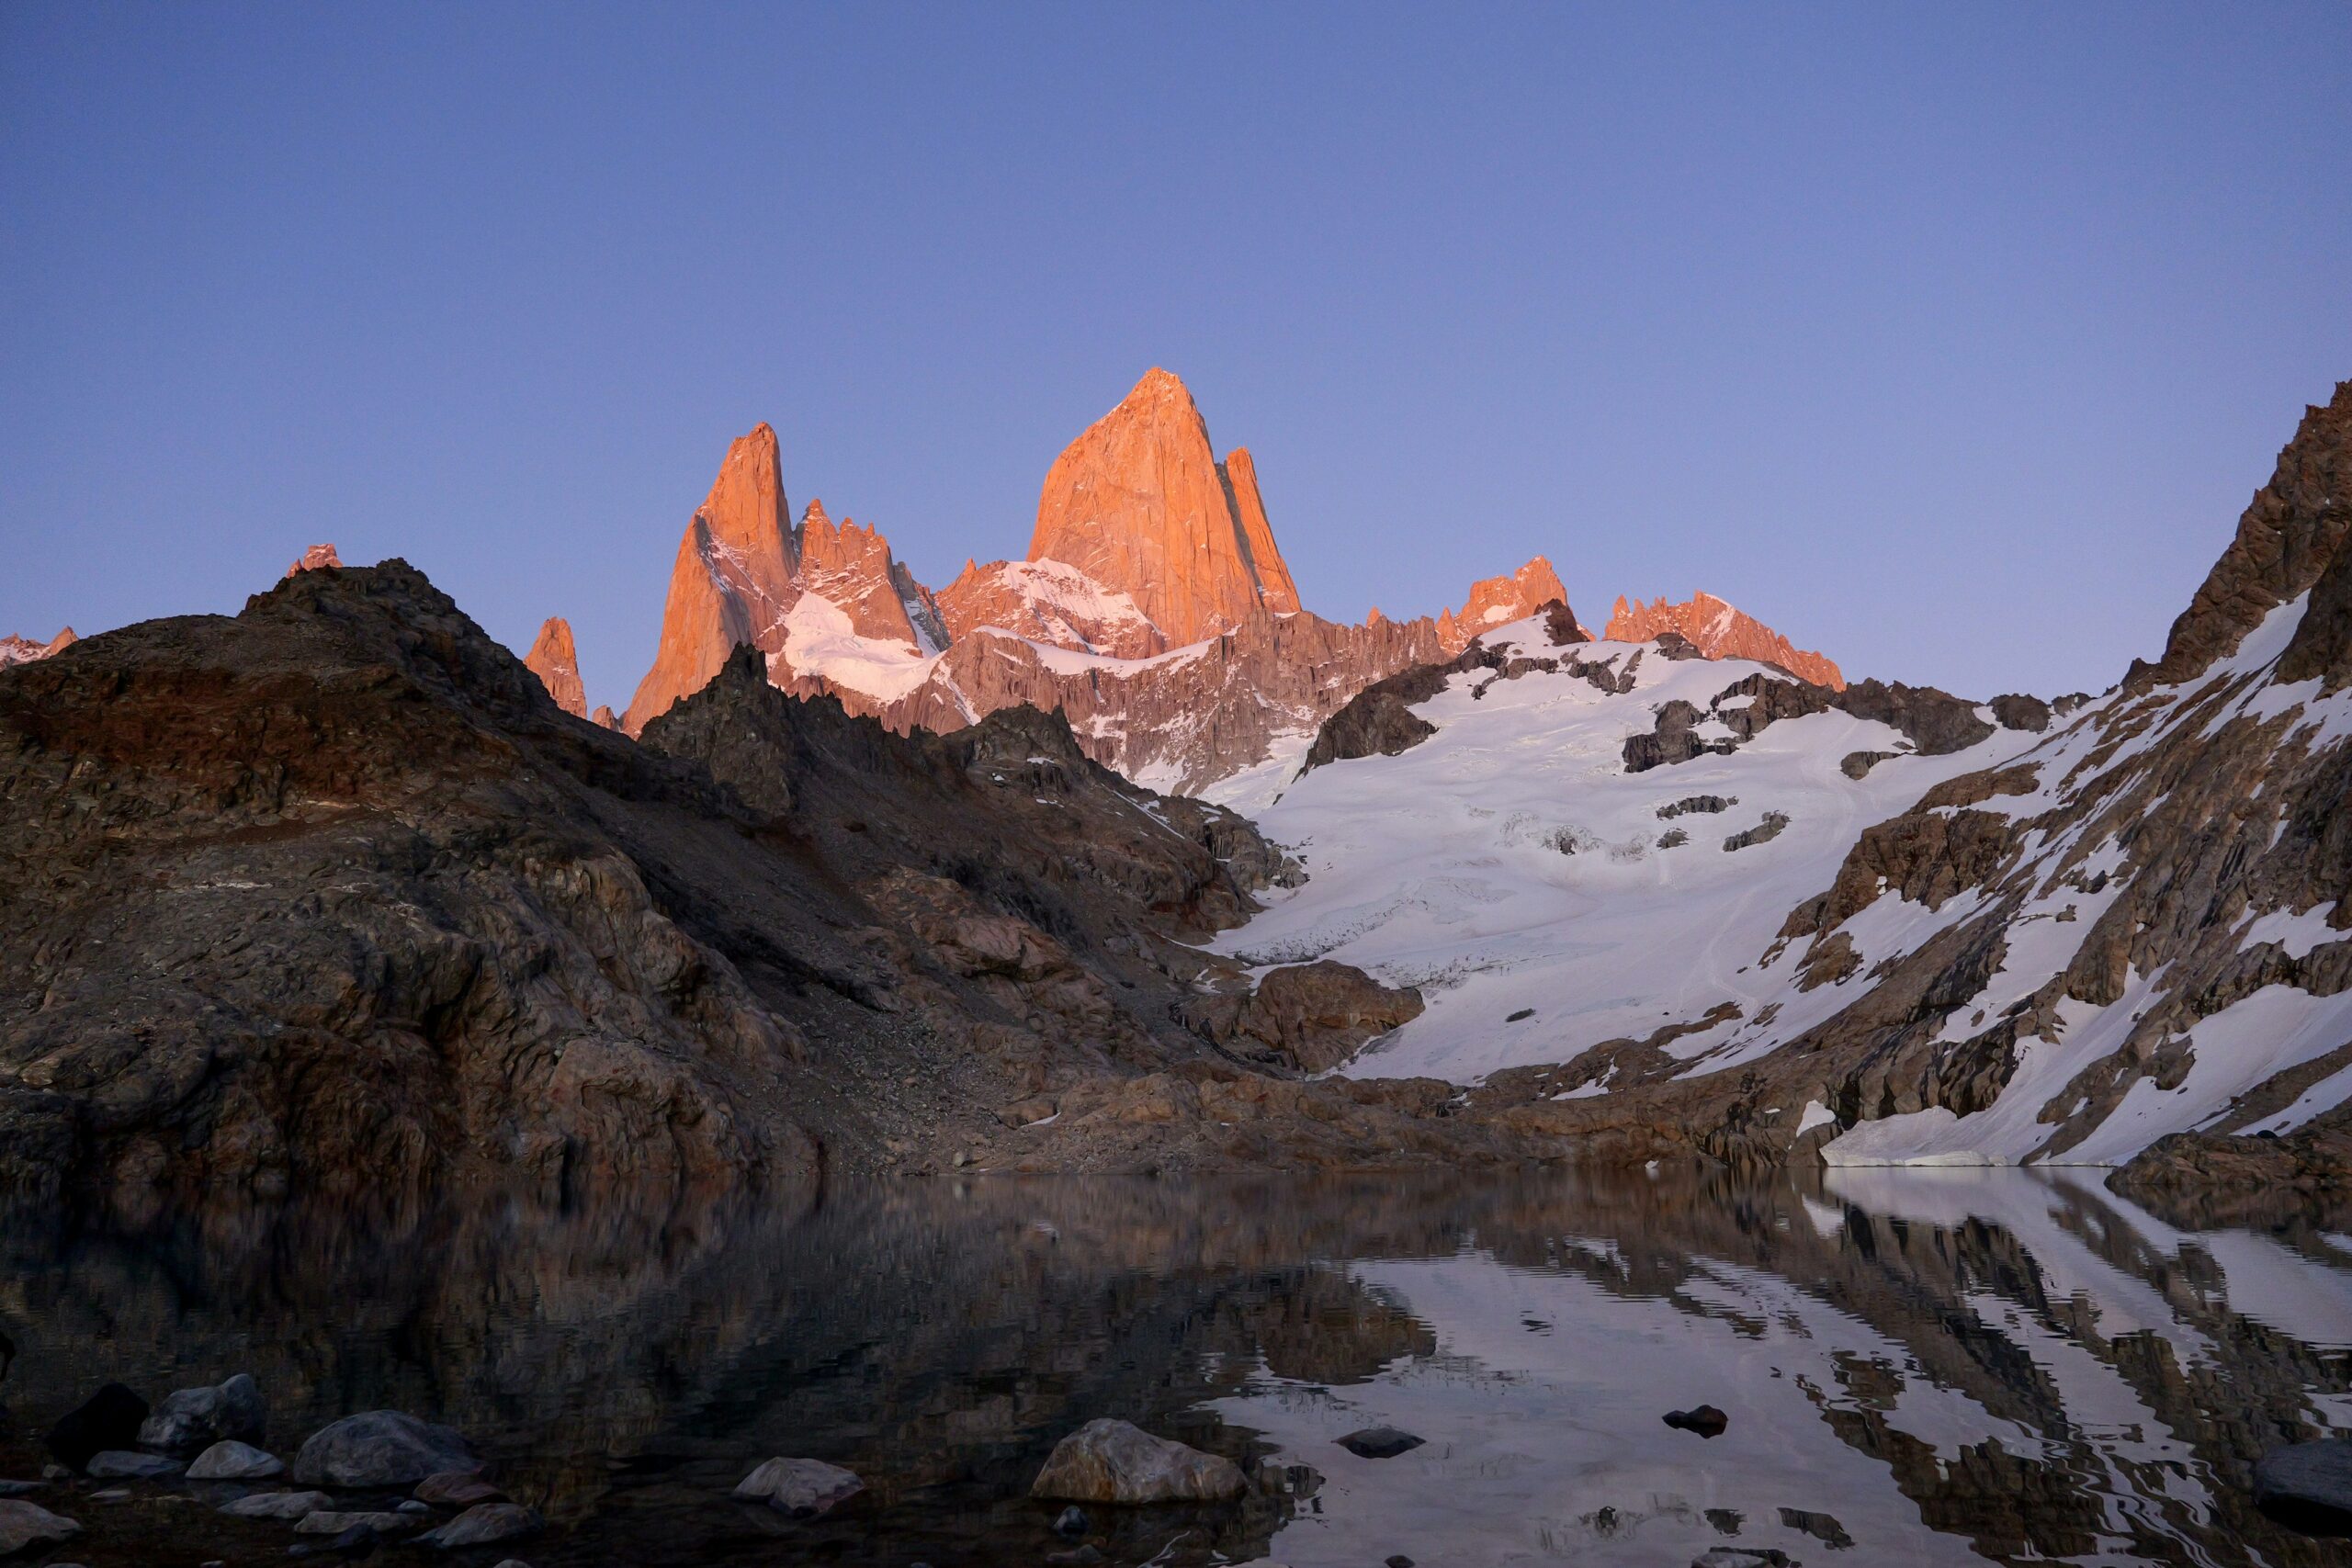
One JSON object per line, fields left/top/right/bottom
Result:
{"left": 5, "top": 3, "right": 2347, "bottom": 708}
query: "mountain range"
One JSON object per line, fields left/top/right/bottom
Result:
{"left": 0, "top": 375, "right": 2343, "bottom": 1208}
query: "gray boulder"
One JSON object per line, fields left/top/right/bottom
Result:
{"left": 1335, "top": 1427, "right": 1424, "bottom": 1459}
{"left": 187, "top": 1439, "right": 284, "bottom": 1481}
{"left": 2254, "top": 1438, "right": 2352, "bottom": 1535}
{"left": 0, "top": 1499, "right": 81, "bottom": 1555}
{"left": 217, "top": 1489, "right": 334, "bottom": 1520}
{"left": 84, "top": 1450, "right": 183, "bottom": 1479}
{"left": 1030, "top": 1419, "right": 1247, "bottom": 1504}
{"left": 731, "top": 1457, "right": 863, "bottom": 1517}
{"left": 292, "top": 1411, "right": 478, "bottom": 1488}
{"left": 138, "top": 1373, "right": 266, "bottom": 1453}
{"left": 418, "top": 1503, "right": 544, "bottom": 1549}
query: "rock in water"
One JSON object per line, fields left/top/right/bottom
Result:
{"left": 0, "top": 1499, "right": 80, "bottom": 1554}
{"left": 218, "top": 1490, "right": 334, "bottom": 1520}
{"left": 1335, "top": 1427, "right": 1425, "bottom": 1459}
{"left": 418, "top": 1503, "right": 544, "bottom": 1549}
{"left": 1029, "top": 1418, "right": 1248, "bottom": 1504}
{"left": 1663, "top": 1405, "right": 1729, "bottom": 1438}
{"left": 2254, "top": 1438, "right": 2352, "bottom": 1535}
{"left": 85, "top": 1450, "right": 183, "bottom": 1478}
{"left": 187, "top": 1439, "right": 285, "bottom": 1480}
{"left": 295, "top": 1509, "right": 416, "bottom": 1534}
{"left": 293, "top": 1412, "right": 478, "bottom": 1488}
{"left": 414, "top": 1472, "right": 505, "bottom": 1506}
{"left": 1052, "top": 1504, "right": 1089, "bottom": 1536}
{"left": 731, "top": 1457, "right": 863, "bottom": 1518}
{"left": 45, "top": 1384, "right": 147, "bottom": 1472}
{"left": 1691, "top": 1551, "right": 1792, "bottom": 1567}
{"left": 140, "top": 1371, "right": 267, "bottom": 1452}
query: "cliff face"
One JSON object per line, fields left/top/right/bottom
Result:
{"left": 1026, "top": 368, "right": 1302, "bottom": 646}
{"left": 523, "top": 615, "right": 588, "bottom": 717}
{"left": 1439, "top": 558, "right": 1573, "bottom": 651}
{"left": 620, "top": 423, "right": 800, "bottom": 733}
{"left": 0, "top": 559, "right": 1430, "bottom": 1201}
{"left": 1604, "top": 592, "right": 1845, "bottom": 689}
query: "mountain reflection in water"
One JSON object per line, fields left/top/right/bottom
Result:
{"left": 1, "top": 1168, "right": 2346, "bottom": 1566}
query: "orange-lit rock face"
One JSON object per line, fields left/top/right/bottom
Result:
{"left": 1438, "top": 558, "right": 1572, "bottom": 651}
{"left": 1604, "top": 592, "right": 1845, "bottom": 690}
{"left": 286, "top": 544, "right": 343, "bottom": 577}
{"left": 0, "top": 627, "right": 74, "bottom": 668}
{"left": 935, "top": 558, "right": 1167, "bottom": 659}
{"left": 1027, "top": 368, "right": 1301, "bottom": 646}
{"left": 622, "top": 423, "right": 800, "bottom": 733}
{"left": 590, "top": 704, "right": 621, "bottom": 730}
{"left": 1218, "top": 448, "right": 1301, "bottom": 615}
{"left": 795, "top": 501, "right": 938, "bottom": 649}
{"left": 524, "top": 615, "right": 588, "bottom": 717}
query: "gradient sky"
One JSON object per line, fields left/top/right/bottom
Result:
{"left": 4, "top": 4, "right": 2348, "bottom": 710}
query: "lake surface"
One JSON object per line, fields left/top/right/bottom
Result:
{"left": 2, "top": 1166, "right": 2348, "bottom": 1565}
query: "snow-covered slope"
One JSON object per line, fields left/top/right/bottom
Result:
{"left": 1213, "top": 619, "right": 2039, "bottom": 1083}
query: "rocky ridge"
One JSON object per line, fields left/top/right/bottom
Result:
{"left": 1606, "top": 591, "right": 1845, "bottom": 689}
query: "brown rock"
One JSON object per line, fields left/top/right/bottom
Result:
{"left": 523, "top": 616, "right": 587, "bottom": 717}
{"left": 1029, "top": 1418, "right": 1247, "bottom": 1504}
{"left": 285, "top": 543, "right": 343, "bottom": 577}
{"left": 1604, "top": 591, "right": 1844, "bottom": 689}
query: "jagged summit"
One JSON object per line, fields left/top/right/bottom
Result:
{"left": 524, "top": 615, "right": 588, "bottom": 717}
{"left": 1026, "top": 367, "right": 1304, "bottom": 646}
{"left": 1439, "top": 558, "right": 1574, "bottom": 651}
{"left": 1604, "top": 591, "right": 1844, "bottom": 690}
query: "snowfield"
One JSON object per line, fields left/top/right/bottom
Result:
{"left": 1210, "top": 617, "right": 2040, "bottom": 1083}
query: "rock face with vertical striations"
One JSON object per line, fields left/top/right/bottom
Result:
{"left": 1604, "top": 591, "right": 1845, "bottom": 690}
{"left": 621, "top": 423, "right": 800, "bottom": 734}
{"left": 523, "top": 616, "right": 588, "bottom": 717}
{"left": 1026, "top": 367, "right": 1301, "bottom": 647}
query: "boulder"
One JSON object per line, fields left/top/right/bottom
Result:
{"left": 731, "top": 1457, "right": 863, "bottom": 1518}
{"left": 295, "top": 1509, "right": 416, "bottom": 1535}
{"left": 217, "top": 1490, "right": 334, "bottom": 1520}
{"left": 1691, "top": 1551, "right": 1792, "bottom": 1568}
{"left": 1030, "top": 1418, "right": 1247, "bottom": 1504}
{"left": 1335, "top": 1427, "right": 1425, "bottom": 1459}
{"left": 414, "top": 1472, "right": 505, "bottom": 1507}
{"left": 2253, "top": 1438, "right": 2352, "bottom": 1535}
{"left": 44, "top": 1384, "right": 147, "bottom": 1472}
{"left": 418, "top": 1503, "right": 544, "bottom": 1549}
{"left": 139, "top": 1372, "right": 267, "bottom": 1452}
{"left": 293, "top": 1411, "right": 478, "bottom": 1488}
{"left": 85, "top": 1450, "right": 183, "bottom": 1479}
{"left": 187, "top": 1439, "right": 285, "bottom": 1481}
{"left": 1663, "top": 1405, "right": 1729, "bottom": 1438}
{"left": 0, "top": 1499, "right": 79, "bottom": 1555}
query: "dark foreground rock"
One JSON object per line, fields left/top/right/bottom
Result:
{"left": 1335, "top": 1427, "right": 1424, "bottom": 1459}
{"left": 1663, "top": 1405, "right": 1728, "bottom": 1438}
{"left": 43, "top": 1385, "right": 145, "bottom": 1472}
{"left": 418, "top": 1503, "right": 544, "bottom": 1549}
{"left": 731, "top": 1457, "right": 862, "bottom": 1517}
{"left": 139, "top": 1371, "right": 266, "bottom": 1452}
{"left": 1030, "top": 1418, "right": 1248, "bottom": 1504}
{"left": 292, "top": 1411, "right": 477, "bottom": 1488}
{"left": 0, "top": 1498, "right": 80, "bottom": 1555}
{"left": 2253, "top": 1438, "right": 2352, "bottom": 1536}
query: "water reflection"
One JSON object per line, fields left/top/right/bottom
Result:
{"left": 0, "top": 1168, "right": 2344, "bottom": 1565}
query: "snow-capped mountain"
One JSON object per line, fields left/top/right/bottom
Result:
{"left": 1211, "top": 380, "right": 2352, "bottom": 1171}
{"left": 0, "top": 627, "right": 74, "bottom": 668}
{"left": 617, "top": 368, "right": 1815, "bottom": 794}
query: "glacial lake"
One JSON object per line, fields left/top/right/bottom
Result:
{"left": 3, "top": 1167, "right": 2348, "bottom": 1566}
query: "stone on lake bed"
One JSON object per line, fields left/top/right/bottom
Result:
{"left": 415, "top": 1470, "right": 505, "bottom": 1506}
{"left": 418, "top": 1503, "right": 544, "bottom": 1549}
{"left": 2254, "top": 1438, "right": 2352, "bottom": 1535}
{"left": 732, "top": 1457, "right": 863, "bottom": 1517}
{"left": 139, "top": 1372, "right": 267, "bottom": 1453}
{"left": 1030, "top": 1418, "right": 1248, "bottom": 1504}
{"left": 0, "top": 1498, "right": 81, "bottom": 1554}
{"left": 218, "top": 1489, "right": 333, "bottom": 1519}
{"left": 293, "top": 1411, "right": 479, "bottom": 1487}
{"left": 1691, "top": 1550, "right": 1792, "bottom": 1568}
{"left": 296, "top": 1509, "right": 417, "bottom": 1535}
{"left": 186, "top": 1439, "right": 284, "bottom": 1480}
{"left": 85, "top": 1450, "right": 184, "bottom": 1479}
{"left": 1336, "top": 1427, "right": 1425, "bottom": 1459}
{"left": 1663, "top": 1405, "right": 1729, "bottom": 1438}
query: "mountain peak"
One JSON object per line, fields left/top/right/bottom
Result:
{"left": 1603, "top": 591, "right": 1844, "bottom": 689}
{"left": 525, "top": 615, "right": 588, "bottom": 717}
{"left": 1026, "top": 368, "right": 1300, "bottom": 645}
{"left": 1440, "top": 558, "right": 1576, "bottom": 651}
